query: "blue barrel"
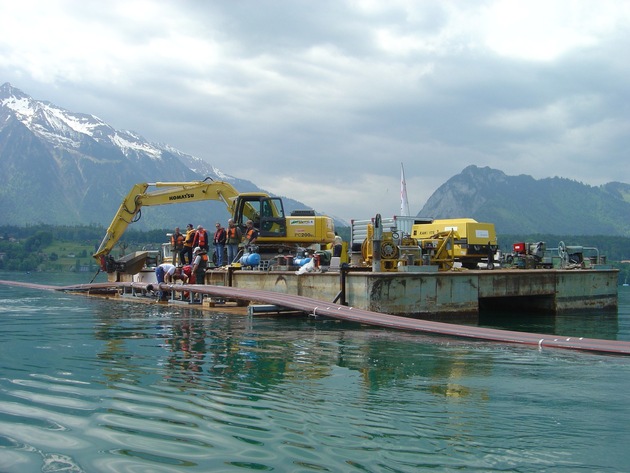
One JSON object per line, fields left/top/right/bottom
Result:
{"left": 240, "top": 253, "right": 261, "bottom": 267}
{"left": 293, "top": 257, "right": 311, "bottom": 267}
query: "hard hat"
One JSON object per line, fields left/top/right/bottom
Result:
{"left": 193, "top": 246, "right": 202, "bottom": 254}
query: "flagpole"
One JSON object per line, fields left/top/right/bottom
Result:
{"left": 400, "top": 163, "right": 410, "bottom": 216}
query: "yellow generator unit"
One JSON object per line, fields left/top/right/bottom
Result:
{"left": 411, "top": 218, "right": 497, "bottom": 269}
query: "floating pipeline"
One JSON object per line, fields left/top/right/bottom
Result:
{"left": 1, "top": 279, "right": 630, "bottom": 356}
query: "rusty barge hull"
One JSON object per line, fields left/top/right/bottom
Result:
{"left": 201, "top": 267, "right": 618, "bottom": 318}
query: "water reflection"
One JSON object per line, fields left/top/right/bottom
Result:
{"left": 2, "top": 275, "right": 630, "bottom": 473}
{"left": 92, "top": 304, "right": 498, "bottom": 404}
{"left": 479, "top": 307, "right": 620, "bottom": 339}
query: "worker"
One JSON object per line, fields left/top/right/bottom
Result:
{"left": 170, "top": 226, "right": 185, "bottom": 266}
{"left": 182, "top": 223, "right": 196, "bottom": 264}
{"left": 243, "top": 220, "right": 258, "bottom": 247}
{"left": 182, "top": 264, "right": 195, "bottom": 299}
{"left": 333, "top": 232, "right": 343, "bottom": 258}
{"left": 181, "top": 264, "right": 194, "bottom": 283}
{"left": 226, "top": 219, "right": 242, "bottom": 264}
{"left": 193, "top": 225, "right": 209, "bottom": 252}
{"left": 191, "top": 246, "right": 209, "bottom": 285}
{"left": 213, "top": 222, "right": 227, "bottom": 267}
{"left": 155, "top": 262, "right": 177, "bottom": 301}
{"left": 172, "top": 266, "right": 189, "bottom": 284}
{"left": 172, "top": 266, "right": 189, "bottom": 299}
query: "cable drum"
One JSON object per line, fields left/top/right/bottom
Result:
{"left": 381, "top": 241, "right": 399, "bottom": 259}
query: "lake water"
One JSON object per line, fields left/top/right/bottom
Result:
{"left": 1, "top": 271, "right": 630, "bottom": 472}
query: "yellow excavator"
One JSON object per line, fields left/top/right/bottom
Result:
{"left": 93, "top": 178, "right": 335, "bottom": 272}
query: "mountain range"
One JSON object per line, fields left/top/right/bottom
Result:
{"left": 420, "top": 165, "right": 630, "bottom": 236}
{"left": 0, "top": 82, "right": 319, "bottom": 231}
{"left": 2, "top": 83, "right": 629, "bottom": 237}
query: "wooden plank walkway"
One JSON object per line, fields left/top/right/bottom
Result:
{"left": 2, "top": 279, "right": 630, "bottom": 356}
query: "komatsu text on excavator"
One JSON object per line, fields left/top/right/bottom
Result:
{"left": 93, "top": 179, "right": 335, "bottom": 272}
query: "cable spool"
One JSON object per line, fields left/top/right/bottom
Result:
{"left": 381, "top": 241, "right": 399, "bottom": 260}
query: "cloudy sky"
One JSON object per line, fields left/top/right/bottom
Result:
{"left": 1, "top": 1, "right": 628, "bottom": 222}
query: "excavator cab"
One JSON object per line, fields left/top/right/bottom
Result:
{"left": 233, "top": 195, "right": 287, "bottom": 237}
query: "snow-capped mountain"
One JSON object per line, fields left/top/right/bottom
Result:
{"left": 0, "top": 82, "right": 226, "bottom": 177}
{"left": 0, "top": 82, "right": 287, "bottom": 229}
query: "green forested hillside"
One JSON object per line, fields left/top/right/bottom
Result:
{"left": 0, "top": 225, "right": 169, "bottom": 272}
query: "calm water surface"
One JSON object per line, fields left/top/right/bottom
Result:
{"left": 1, "top": 271, "right": 630, "bottom": 472}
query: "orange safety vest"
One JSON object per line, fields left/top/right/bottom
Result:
{"left": 245, "top": 228, "right": 257, "bottom": 241}
{"left": 171, "top": 232, "right": 185, "bottom": 249}
{"left": 227, "top": 226, "right": 240, "bottom": 244}
{"left": 194, "top": 230, "right": 208, "bottom": 248}
{"left": 213, "top": 228, "right": 226, "bottom": 244}
{"left": 195, "top": 253, "right": 209, "bottom": 270}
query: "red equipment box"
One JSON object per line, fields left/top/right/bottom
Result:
{"left": 513, "top": 242, "right": 526, "bottom": 254}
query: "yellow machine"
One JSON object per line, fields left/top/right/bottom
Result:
{"left": 418, "top": 231, "right": 457, "bottom": 271}
{"left": 361, "top": 223, "right": 457, "bottom": 272}
{"left": 361, "top": 225, "right": 418, "bottom": 271}
{"left": 93, "top": 178, "right": 335, "bottom": 272}
{"left": 411, "top": 218, "right": 497, "bottom": 269}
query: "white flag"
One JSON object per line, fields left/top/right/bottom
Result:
{"left": 400, "top": 163, "right": 410, "bottom": 216}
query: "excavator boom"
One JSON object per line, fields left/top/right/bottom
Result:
{"left": 93, "top": 179, "right": 244, "bottom": 263}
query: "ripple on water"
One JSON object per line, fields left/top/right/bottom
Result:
{"left": 1, "top": 281, "right": 630, "bottom": 472}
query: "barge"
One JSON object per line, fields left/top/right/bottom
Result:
{"left": 101, "top": 214, "right": 619, "bottom": 320}
{"left": 113, "top": 263, "right": 618, "bottom": 322}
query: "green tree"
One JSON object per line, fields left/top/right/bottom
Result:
{"left": 19, "top": 254, "right": 41, "bottom": 272}
{"left": 24, "top": 231, "right": 53, "bottom": 252}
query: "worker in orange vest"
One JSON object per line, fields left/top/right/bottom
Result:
{"left": 170, "top": 226, "right": 185, "bottom": 266}
{"left": 193, "top": 225, "right": 209, "bottom": 252}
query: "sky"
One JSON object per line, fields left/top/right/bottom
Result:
{"left": 1, "top": 1, "right": 629, "bottom": 223}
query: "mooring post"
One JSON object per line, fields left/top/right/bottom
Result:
{"left": 227, "top": 265, "right": 234, "bottom": 287}
{"left": 372, "top": 213, "right": 382, "bottom": 273}
{"left": 337, "top": 264, "right": 348, "bottom": 305}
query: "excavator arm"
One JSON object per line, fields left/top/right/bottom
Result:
{"left": 93, "top": 179, "right": 245, "bottom": 266}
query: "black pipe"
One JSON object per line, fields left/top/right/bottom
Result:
{"left": 340, "top": 264, "right": 348, "bottom": 306}
{"left": 227, "top": 265, "right": 234, "bottom": 287}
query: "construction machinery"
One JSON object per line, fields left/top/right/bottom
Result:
{"left": 352, "top": 216, "right": 497, "bottom": 271}
{"left": 93, "top": 179, "right": 335, "bottom": 273}
{"left": 360, "top": 220, "right": 423, "bottom": 271}
{"left": 504, "top": 241, "right": 605, "bottom": 269}
{"left": 350, "top": 216, "right": 430, "bottom": 268}
{"left": 411, "top": 218, "right": 498, "bottom": 269}
{"left": 504, "top": 241, "right": 552, "bottom": 269}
